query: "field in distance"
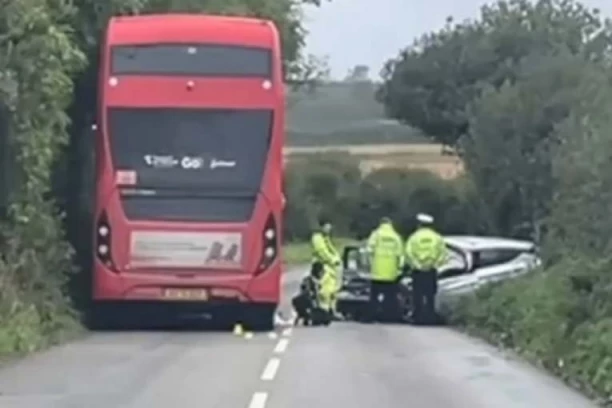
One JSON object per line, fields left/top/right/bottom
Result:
{"left": 284, "top": 143, "right": 464, "bottom": 179}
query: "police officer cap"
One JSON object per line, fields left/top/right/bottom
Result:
{"left": 416, "top": 213, "right": 434, "bottom": 224}
{"left": 380, "top": 216, "right": 391, "bottom": 224}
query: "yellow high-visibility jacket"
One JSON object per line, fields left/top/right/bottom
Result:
{"left": 318, "top": 264, "right": 337, "bottom": 311}
{"left": 367, "top": 222, "right": 403, "bottom": 282}
{"left": 311, "top": 232, "right": 341, "bottom": 266}
{"left": 405, "top": 227, "right": 447, "bottom": 271}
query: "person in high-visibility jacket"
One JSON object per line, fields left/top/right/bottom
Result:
{"left": 316, "top": 263, "right": 337, "bottom": 325}
{"left": 310, "top": 218, "right": 342, "bottom": 318}
{"left": 292, "top": 262, "right": 333, "bottom": 326}
{"left": 366, "top": 217, "right": 403, "bottom": 322}
{"left": 405, "top": 213, "right": 447, "bottom": 325}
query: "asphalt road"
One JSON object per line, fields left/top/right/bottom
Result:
{"left": 0, "top": 266, "right": 598, "bottom": 408}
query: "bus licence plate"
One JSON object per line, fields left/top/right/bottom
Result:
{"left": 162, "top": 288, "right": 208, "bottom": 301}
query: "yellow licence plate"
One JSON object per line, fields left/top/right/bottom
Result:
{"left": 162, "top": 288, "right": 208, "bottom": 301}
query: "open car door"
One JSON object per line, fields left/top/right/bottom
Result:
{"left": 341, "top": 245, "right": 371, "bottom": 293}
{"left": 436, "top": 244, "right": 480, "bottom": 296}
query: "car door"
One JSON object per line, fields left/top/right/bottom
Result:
{"left": 437, "top": 245, "right": 479, "bottom": 296}
{"left": 341, "top": 245, "right": 371, "bottom": 287}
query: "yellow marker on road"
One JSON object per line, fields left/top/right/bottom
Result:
{"left": 244, "top": 332, "right": 254, "bottom": 339}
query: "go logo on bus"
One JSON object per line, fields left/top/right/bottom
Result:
{"left": 181, "top": 156, "right": 204, "bottom": 169}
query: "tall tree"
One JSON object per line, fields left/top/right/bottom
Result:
{"left": 377, "top": 0, "right": 611, "bottom": 148}
{"left": 464, "top": 52, "right": 603, "bottom": 236}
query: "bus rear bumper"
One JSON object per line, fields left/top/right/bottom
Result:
{"left": 92, "top": 260, "right": 282, "bottom": 305}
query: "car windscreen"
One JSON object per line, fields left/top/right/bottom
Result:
{"left": 111, "top": 44, "right": 272, "bottom": 77}
{"left": 345, "top": 248, "right": 370, "bottom": 271}
{"left": 107, "top": 107, "right": 272, "bottom": 192}
{"left": 473, "top": 249, "right": 525, "bottom": 268}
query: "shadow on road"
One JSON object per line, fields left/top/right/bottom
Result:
{"left": 86, "top": 305, "right": 291, "bottom": 333}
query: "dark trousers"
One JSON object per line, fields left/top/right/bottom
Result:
{"left": 292, "top": 293, "right": 331, "bottom": 326}
{"left": 292, "top": 293, "right": 312, "bottom": 322}
{"left": 411, "top": 269, "right": 438, "bottom": 325}
{"left": 369, "top": 280, "right": 398, "bottom": 322}
{"left": 310, "top": 261, "right": 323, "bottom": 277}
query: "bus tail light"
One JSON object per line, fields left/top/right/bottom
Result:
{"left": 96, "top": 212, "right": 117, "bottom": 272}
{"left": 255, "top": 214, "right": 278, "bottom": 275}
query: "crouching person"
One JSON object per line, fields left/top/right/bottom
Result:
{"left": 292, "top": 263, "right": 321, "bottom": 326}
{"left": 292, "top": 263, "right": 333, "bottom": 326}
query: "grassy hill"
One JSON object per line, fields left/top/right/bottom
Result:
{"left": 284, "top": 80, "right": 463, "bottom": 179}
{"left": 286, "top": 81, "right": 428, "bottom": 146}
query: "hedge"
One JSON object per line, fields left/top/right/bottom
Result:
{"left": 447, "top": 256, "right": 612, "bottom": 402}
{"left": 283, "top": 153, "right": 489, "bottom": 242}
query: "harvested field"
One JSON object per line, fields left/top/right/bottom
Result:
{"left": 284, "top": 143, "right": 464, "bottom": 179}
{"left": 284, "top": 143, "right": 442, "bottom": 155}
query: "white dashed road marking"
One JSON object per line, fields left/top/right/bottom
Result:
{"left": 248, "top": 392, "right": 268, "bottom": 408}
{"left": 247, "top": 314, "right": 294, "bottom": 406}
{"left": 261, "top": 357, "right": 281, "bottom": 381}
{"left": 274, "top": 338, "right": 289, "bottom": 353}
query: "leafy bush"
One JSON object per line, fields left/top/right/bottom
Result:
{"left": 283, "top": 237, "right": 358, "bottom": 265}
{"left": 464, "top": 51, "right": 600, "bottom": 237}
{"left": 283, "top": 153, "right": 485, "bottom": 241}
{"left": 449, "top": 256, "right": 612, "bottom": 400}
{"left": 0, "top": 0, "right": 85, "bottom": 353}
{"left": 544, "top": 67, "right": 612, "bottom": 261}
{"left": 283, "top": 153, "right": 362, "bottom": 240}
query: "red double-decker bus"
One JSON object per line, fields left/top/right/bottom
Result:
{"left": 91, "top": 14, "right": 284, "bottom": 329}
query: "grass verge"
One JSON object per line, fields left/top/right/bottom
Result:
{"left": 445, "top": 256, "right": 612, "bottom": 404}
{"left": 283, "top": 237, "right": 359, "bottom": 266}
{"left": 0, "top": 307, "right": 84, "bottom": 365}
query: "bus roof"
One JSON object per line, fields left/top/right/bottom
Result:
{"left": 107, "top": 14, "right": 276, "bottom": 47}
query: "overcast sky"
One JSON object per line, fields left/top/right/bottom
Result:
{"left": 303, "top": 0, "right": 612, "bottom": 79}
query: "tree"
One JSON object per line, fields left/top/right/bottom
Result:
{"left": 345, "top": 65, "right": 370, "bottom": 82}
{"left": 0, "top": 0, "right": 86, "bottom": 345}
{"left": 545, "top": 67, "right": 612, "bottom": 259}
{"left": 464, "top": 51, "right": 601, "bottom": 236}
{"left": 376, "top": 0, "right": 612, "bottom": 237}
{"left": 377, "top": 0, "right": 611, "bottom": 148}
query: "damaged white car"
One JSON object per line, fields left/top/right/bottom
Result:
{"left": 337, "top": 235, "right": 541, "bottom": 320}
{"left": 436, "top": 235, "right": 541, "bottom": 298}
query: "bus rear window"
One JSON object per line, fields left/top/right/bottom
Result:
{"left": 107, "top": 107, "right": 272, "bottom": 192}
{"left": 110, "top": 44, "right": 272, "bottom": 77}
